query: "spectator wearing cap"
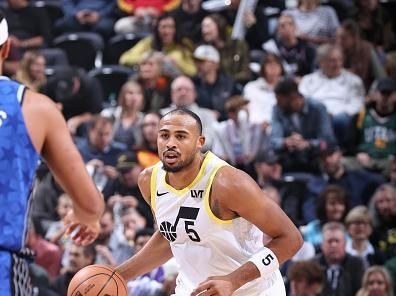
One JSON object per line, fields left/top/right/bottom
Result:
{"left": 345, "top": 205, "right": 386, "bottom": 268}
{"left": 254, "top": 149, "right": 282, "bottom": 189}
{"left": 160, "top": 75, "right": 218, "bottom": 150}
{"left": 211, "top": 95, "right": 264, "bottom": 172}
{"left": 269, "top": 77, "right": 336, "bottom": 174}
{"left": 303, "top": 143, "right": 385, "bottom": 223}
{"left": 349, "top": 77, "right": 396, "bottom": 175}
{"left": 192, "top": 44, "right": 238, "bottom": 121}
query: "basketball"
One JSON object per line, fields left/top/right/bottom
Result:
{"left": 67, "top": 264, "right": 128, "bottom": 296}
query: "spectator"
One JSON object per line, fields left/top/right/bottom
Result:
{"left": 77, "top": 115, "right": 125, "bottom": 168}
{"left": 390, "top": 156, "right": 396, "bottom": 187}
{"left": 283, "top": 0, "right": 339, "bottom": 45}
{"left": 30, "top": 172, "right": 64, "bottom": 236}
{"left": 212, "top": 95, "right": 264, "bottom": 171}
{"left": 170, "top": 0, "right": 206, "bottom": 44}
{"left": 303, "top": 144, "right": 385, "bottom": 222}
{"left": 43, "top": 67, "right": 104, "bottom": 136}
{"left": 103, "top": 152, "right": 153, "bottom": 228}
{"left": 313, "top": 222, "right": 365, "bottom": 296}
{"left": 50, "top": 243, "right": 96, "bottom": 295}
{"left": 253, "top": 149, "right": 283, "bottom": 189}
{"left": 1, "top": 0, "right": 51, "bottom": 75}
{"left": 101, "top": 80, "right": 145, "bottom": 148}
{"left": 131, "top": 52, "right": 172, "bottom": 113}
{"left": 27, "top": 222, "right": 62, "bottom": 280}
{"left": 385, "top": 52, "right": 396, "bottom": 83}
{"left": 161, "top": 75, "right": 218, "bottom": 149}
{"left": 270, "top": 77, "right": 336, "bottom": 174}
{"left": 243, "top": 52, "right": 284, "bottom": 126}
{"left": 14, "top": 50, "right": 46, "bottom": 92}
{"left": 299, "top": 44, "right": 365, "bottom": 151}
{"left": 192, "top": 44, "right": 236, "bottom": 121}
{"left": 352, "top": 77, "right": 396, "bottom": 174}
{"left": 369, "top": 184, "right": 396, "bottom": 260}
{"left": 200, "top": 13, "right": 251, "bottom": 83}
{"left": 45, "top": 193, "right": 72, "bottom": 248}
{"left": 345, "top": 205, "right": 386, "bottom": 268}
{"left": 120, "top": 13, "right": 196, "bottom": 76}
{"left": 352, "top": 0, "right": 394, "bottom": 53}
{"left": 301, "top": 185, "right": 349, "bottom": 250}
{"left": 135, "top": 112, "right": 161, "bottom": 168}
{"left": 115, "top": 0, "right": 180, "bottom": 35}
{"left": 287, "top": 260, "right": 324, "bottom": 296}
{"left": 55, "top": 0, "right": 116, "bottom": 39}
{"left": 127, "top": 228, "right": 165, "bottom": 296}
{"left": 356, "top": 266, "right": 394, "bottom": 296}
{"left": 263, "top": 14, "right": 316, "bottom": 78}
{"left": 336, "top": 19, "right": 385, "bottom": 91}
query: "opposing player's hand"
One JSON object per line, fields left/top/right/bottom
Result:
{"left": 191, "top": 275, "right": 236, "bottom": 296}
{"left": 63, "top": 210, "right": 100, "bottom": 246}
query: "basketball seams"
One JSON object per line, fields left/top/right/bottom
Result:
{"left": 69, "top": 265, "right": 128, "bottom": 296}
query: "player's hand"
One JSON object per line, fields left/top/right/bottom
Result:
{"left": 63, "top": 210, "right": 100, "bottom": 246}
{"left": 191, "top": 275, "right": 236, "bottom": 296}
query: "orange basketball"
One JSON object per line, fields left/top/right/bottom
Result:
{"left": 67, "top": 264, "right": 128, "bottom": 296}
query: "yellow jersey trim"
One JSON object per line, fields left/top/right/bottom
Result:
{"left": 161, "top": 151, "right": 213, "bottom": 196}
{"left": 150, "top": 164, "right": 159, "bottom": 214}
{"left": 204, "top": 164, "right": 232, "bottom": 225}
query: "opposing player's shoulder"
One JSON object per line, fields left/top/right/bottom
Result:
{"left": 138, "top": 166, "right": 156, "bottom": 205}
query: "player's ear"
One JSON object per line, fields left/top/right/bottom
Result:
{"left": 197, "top": 135, "right": 205, "bottom": 150}
{"left": 0, "top": 38, "right": 10, "bottom": 59}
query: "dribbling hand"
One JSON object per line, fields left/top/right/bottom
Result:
{"left": 63, "top": 210, "right": 100, "bottom": 246}
{"left": 191, "top": 275, "right": 236, "bottom": 296}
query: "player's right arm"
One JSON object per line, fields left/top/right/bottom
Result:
{"left": 116, "top": 167, "right": 173, "bottom": 281}
{"left": 22, "top": 90, "right": 104, "bottom": 245}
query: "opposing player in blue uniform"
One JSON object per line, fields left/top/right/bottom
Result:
{"left": 0, "top": 14, "right": 104, "bottom": 295}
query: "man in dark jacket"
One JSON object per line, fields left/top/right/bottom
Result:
{"left": 313, "top": 222, "right": 365, "bottom": 296}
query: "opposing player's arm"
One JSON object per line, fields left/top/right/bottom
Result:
{"left": 22, "top": 91, "right": 104, "bottom": 226}
{"left": 116, "top": 167, "right": 173, "bottom": 281}
{"left": 193, "top": 166, "right": 303, "bottom": 294}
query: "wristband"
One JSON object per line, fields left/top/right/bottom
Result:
{"left": 248, "top": 247, "right": 279, "bottom": 277}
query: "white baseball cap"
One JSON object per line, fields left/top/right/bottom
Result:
{"left": 193, "top": 45, "right": 220, "bottom": 63}
{"left": 0, "top": 16, "right": 8, "bottom": 46}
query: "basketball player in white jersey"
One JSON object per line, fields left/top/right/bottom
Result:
{"left": 116, "top": 108, "right": 303, "bottom": 295}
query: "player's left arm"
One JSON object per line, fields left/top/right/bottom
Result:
{"left": 191, "top": 166, "right": 303, "bottom": 295}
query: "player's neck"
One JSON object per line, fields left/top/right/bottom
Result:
{"left": 166, "top": 153, "right": 204, "bottom": 190}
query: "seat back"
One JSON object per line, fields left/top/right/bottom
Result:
{"left": 104, "top": 33, "right": 147, "bottom": 64}
{"left": 88, "top": 65, "right": 136, "bottom": 107}
{"left": 53, "top": 32, "right": 104, "bottom": 71}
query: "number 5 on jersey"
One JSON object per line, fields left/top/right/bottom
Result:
{"left": 159, "top": 206, "right": 201, "bottom": 242}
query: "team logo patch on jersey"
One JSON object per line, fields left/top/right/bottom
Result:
{"left": 159, "top": 206, "right": 201, "bottom": 242}
{"left": 156, "top": 190, "right": 169, "bottom": 197}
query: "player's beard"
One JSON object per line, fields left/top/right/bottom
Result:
{"left": 162, "top": 152, "right": 196, "bottom": 173}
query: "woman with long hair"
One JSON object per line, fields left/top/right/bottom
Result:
{"left": 120, "top": 13, "right": 196, "bottom": 76}
{"left": 356, "top": 266, "right": 394, "bottom": 296}
{"left": 14, "top": 50, "right": 46, "bottom": 92}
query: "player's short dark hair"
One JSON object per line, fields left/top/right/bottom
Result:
{"left": 162, "top": 108, "right": 203, "bottom": 135}
{"left": 274, "top": 78, "right": 300, "bottom": 96}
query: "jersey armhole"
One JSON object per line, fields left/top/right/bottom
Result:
{"left": 150, "top": 165, "right": 159, "bottom": 214}
{"left": 17, "top": 85, "right": 27, "bottom": 106}
{"left": 203, "top": 164, "right": 233, "bottom": 225}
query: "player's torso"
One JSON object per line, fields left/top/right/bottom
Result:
{"left": 151, "top": 152, "right": 267, "bottom": 295}
{"left": 0, "top": 77, "right": 39, "bottom": 252}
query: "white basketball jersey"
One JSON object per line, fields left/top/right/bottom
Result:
{"left": 150, "top": 152, "right": 282, "bottom": 296}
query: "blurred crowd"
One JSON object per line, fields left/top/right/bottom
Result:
{"left": 1, "top": 0, "right": 395, "bottom": 295}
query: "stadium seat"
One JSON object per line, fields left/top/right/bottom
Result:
{"left": 40, "top": 48, "right": 68, "bottom": 66}
{"left": 31, "top": 0, "right": 64, "bottom": 29}
{"left": 53, "top": 32, "right": 104, "bottom": 71}
{"left": 104, "top": 33, "right": 148, "bottom": 64}
{"left": 88, "top": 65, "right": 136, "bottom": 107}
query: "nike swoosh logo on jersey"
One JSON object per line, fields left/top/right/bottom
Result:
{"left": 157, "top": 190, "right": 169, "bottom": 197}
